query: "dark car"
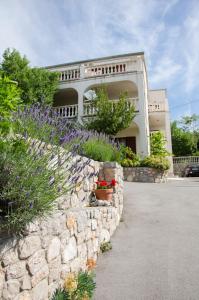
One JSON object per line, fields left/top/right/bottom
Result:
{"left": 184, "top": 165, "right": 199, "bottom": 177}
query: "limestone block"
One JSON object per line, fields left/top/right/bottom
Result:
{"left": 18, "top": 236, "right": 41, "bottom": 259}
{"left": 91, "top": 219, "right": 97, "bottom": 231}
{"left": 27, "top": 250, "right": 46, "bottom": 275}
{"left": 70, "top": 257, "right": 82, "bottom": 272}
{"left": 6, "top": 261, "right": 26, "bottom": 280}
{"left": 48, "top": 255, "right": 61, "bottom": 284}
{"left": 24, "top": 221, "right": 40, "bottom": 234}
{"left": 66, "top": 216, "right": 76, "bottom": 230}
{"left": 60, "top": 265, "right": 70, "bottom": 280}
{"left": 32, "top": 279, "right": 48, "bottom": 300}
{"left": 47, "top": 237, "right": 61, "bottom": 262}
{"left": 77, "top": 243, "right": 87, "bottom": 260}
{"left": 62, "top": 237, "right": 77, "bottom": 263}
{"left": 76, "top": 231, "right": 85, "bottom": 245}
{"left": 20, "top": 274, "right": 31, "bottom": 290}
{"left": 40, "top": 234, "right": 52, "bottom": 249}
{"left": 92, "top": 238, "right": 99, "bottom": 253}
{"left": 0, "top": 266, "right": 4, "bottom": 297}
{"left": 14, "top": 291, "right": 32, "bottom": 300}
{"left": 59, "top": 229, "right": 70, "bottom": 248}
{"left": 99, "top": 229, "right": 110, "bottom": 243}
{"left": 3, "top": 279, "right": 20, "bottom": 300}
{"left": 2, "top": 247, "right": 19, "bottom": 267}
{"left": 87, "top": 240, "right": 94, "bottom": 258}
{"left": 31, "top": 265, "right": 49, "bottom": 288}
{"left": 127, "top": 174, "right": 133, "bottom": 182}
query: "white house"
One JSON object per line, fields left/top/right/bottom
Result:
{"left": 46, "top": 52, "right": 172, "bottom": 158}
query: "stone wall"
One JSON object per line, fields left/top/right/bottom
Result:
{"left": 0, "top": 160, "right": 123, "bottom": 300}
{"left": 123, "top": 167, "right": 167, "bottom": 183}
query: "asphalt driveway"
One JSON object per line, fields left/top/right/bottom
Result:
{"left": 94, "top": 178, "right": 199, "bottom": 300}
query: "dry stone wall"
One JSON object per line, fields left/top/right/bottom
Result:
{"left": 0, "top": 159, "right": 123, "bottom": 300}
{"left": 123, "top": 167, "right": 167, "bottom": 183}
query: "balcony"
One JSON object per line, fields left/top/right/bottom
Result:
{"left": 53, "top": 97, "right": 139, "bottom": 119}
{"left": 58, "top": 61, "right": 136, "bottom": 82}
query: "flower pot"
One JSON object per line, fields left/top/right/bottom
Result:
{"left": 94, "top": 189, "right": 113, "bottom": 201}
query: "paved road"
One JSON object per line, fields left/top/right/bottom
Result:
{"left": 94, "top": 178, "right": 199, "bottom": 300}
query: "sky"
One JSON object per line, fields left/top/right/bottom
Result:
{"left": 0, "top": 0, "right": 199, "bottom": 120}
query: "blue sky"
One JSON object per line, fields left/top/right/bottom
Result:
{"left": 0, "top": 0, "right": 199, "bottom": 120}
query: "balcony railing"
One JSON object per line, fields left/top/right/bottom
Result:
{"left": 58, "top": 61, "right": 130, "bottom": 82}
{"left": 59, "top": 68, "right": 80, "bottom": 81}
{"left": 148, "top": 103, "right": 165, "bottom": 112}
{"left": 53, "top": 104, "right": 78, "bottom": 118}
{"left": 53, "top": 99, "right": 166, "bottom": 119}
{"left": 84, "top": 63, "right": 127, "bottom": 78}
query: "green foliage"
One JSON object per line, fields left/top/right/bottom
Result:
{"left": 150, "top": 131, "right": 169, "bottom": 157}
{"left": 76, "top": 271, "right": 96, "bottom": 299}
{"left": 100, "top": 241, "right": 112, "bottom": 253}
{"left": 82, "top": 138, "right": 120, "bottom": 162}
{"left": 140, "top": 155, "right": 170, "bottom": 171}
{"left": 1, "top": 48, "right": 59, "bottom": 105}
{"left": 171, "top": 121, "right": 197, "bottom": 156}
{"left": 0, "top": 138, "right": 65, "bottom": 234}
{"left": 0, "top": 73, "right": 21, "bottom": 135}
{"left": 85, "top": 88, "right": 136, "bottom": 135}
{"left": 120, "top": 146, "right": 140, "bottom": 167}
{"left": 51, "top": 289, "right": 69, "bottom": 300}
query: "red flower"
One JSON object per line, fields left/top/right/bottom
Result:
{"left": 100, "top": 180, "right": 108, "bottom": 187}
{"left": 111, "top": 179, "right": 117, "bottom": 187}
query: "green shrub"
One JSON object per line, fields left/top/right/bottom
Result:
{"left": 56, "top": 271, "right": 96, "bottom": 300}
{"left": 0, "top": 138, "right": 65, "bottom": 234}
{"left": 141, "top": 155, "right": 170, "bottom": 171}
{"left": 100, "top": 241, "right": 112, "bottom": 253}
{"left": 82, "top": 138, "right": 120, "bottom": 162}
{"left": 120, "top": 146, "right": 140, "bottom": 167}
{"left": 150, "top": 131, "right": 169, "bottom": 157}
{"left": 0, "top": 74, "right": 21, "bottom": 136}
{"left": 76, "top": 271, "right": 96, "bottom": 299}
{"left": 51, "top": 289, "right": 69, "bottom": 300}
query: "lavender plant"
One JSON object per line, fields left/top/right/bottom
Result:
{"left": 0, "top": 137, "right": 65, "bottom": 234}
{"left": 13, "top": 104, "right": 121, "bottom": 162}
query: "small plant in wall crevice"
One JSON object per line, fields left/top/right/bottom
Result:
{"left": 100, "top": 241, "right": 112, "bottom": 253}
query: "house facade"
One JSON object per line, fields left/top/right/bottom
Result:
{"left": 46, "top": 52, "right": 172, "bottom": 158}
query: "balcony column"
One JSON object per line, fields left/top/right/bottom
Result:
{"left": 77, "top": 89, "right": 84, "bottom": 123}
{"left": 136, "top": 74, "right": 150, "bottom": 157}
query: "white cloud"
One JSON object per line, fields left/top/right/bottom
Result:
{"left": 150, "top": 56, "right": 182, "bottom": 85}
{"left": 183, "top": 2, "right": 199, "bottom": 92}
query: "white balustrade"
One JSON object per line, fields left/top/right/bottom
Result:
{"left": 59, "top": 69, "right": 80, "bottom": 81}
{"left": 148, "top": 103, "right": 165, "bottom": 112}
{"left": 53, "top": 104, "right": 78, "bottom": 118}
{"left": 173, "top": 156, "right": 199, "bottom": 164}
{"left": 84, "top": 63, "right": 127, "bottom": 77}
{"left": 83, "top": 102, "right": 97, "bottom": 116}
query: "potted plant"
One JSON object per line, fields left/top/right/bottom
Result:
{"left": 94, "top": 179, "right": 117, "bottom": 201}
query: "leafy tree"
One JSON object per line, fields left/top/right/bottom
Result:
{"left": 171, "top": 121, "right": 197, "bottom": 156}
{"left": 0, "top": 48, "right": 59, "bottom": 105}
{"left": 0, "top": 73, "right": 21, "bottom": 135}
{"left": 85, "top": 88, "right": 136, "bottom": 135}
{"left": 150, "top": 131, "right": 169, "bottom": 157}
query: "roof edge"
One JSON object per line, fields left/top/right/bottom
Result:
{"left": 44, "top": 51, "right": 145, "bottom": 69}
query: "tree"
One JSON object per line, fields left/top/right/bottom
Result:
{"left": 0, "top": 72, "right": 21, "bottom": 135}
{"left": 150, "top": 131, "right": 169, "bottom": 157}
{"left": 85, "top": 88, "right": 136, "bottom": 135}
{"left": 171, "top": 121, "right": 197, "bottom": 156}
{"left": 0, "top": 48, "right": 59, "bottom": 105}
